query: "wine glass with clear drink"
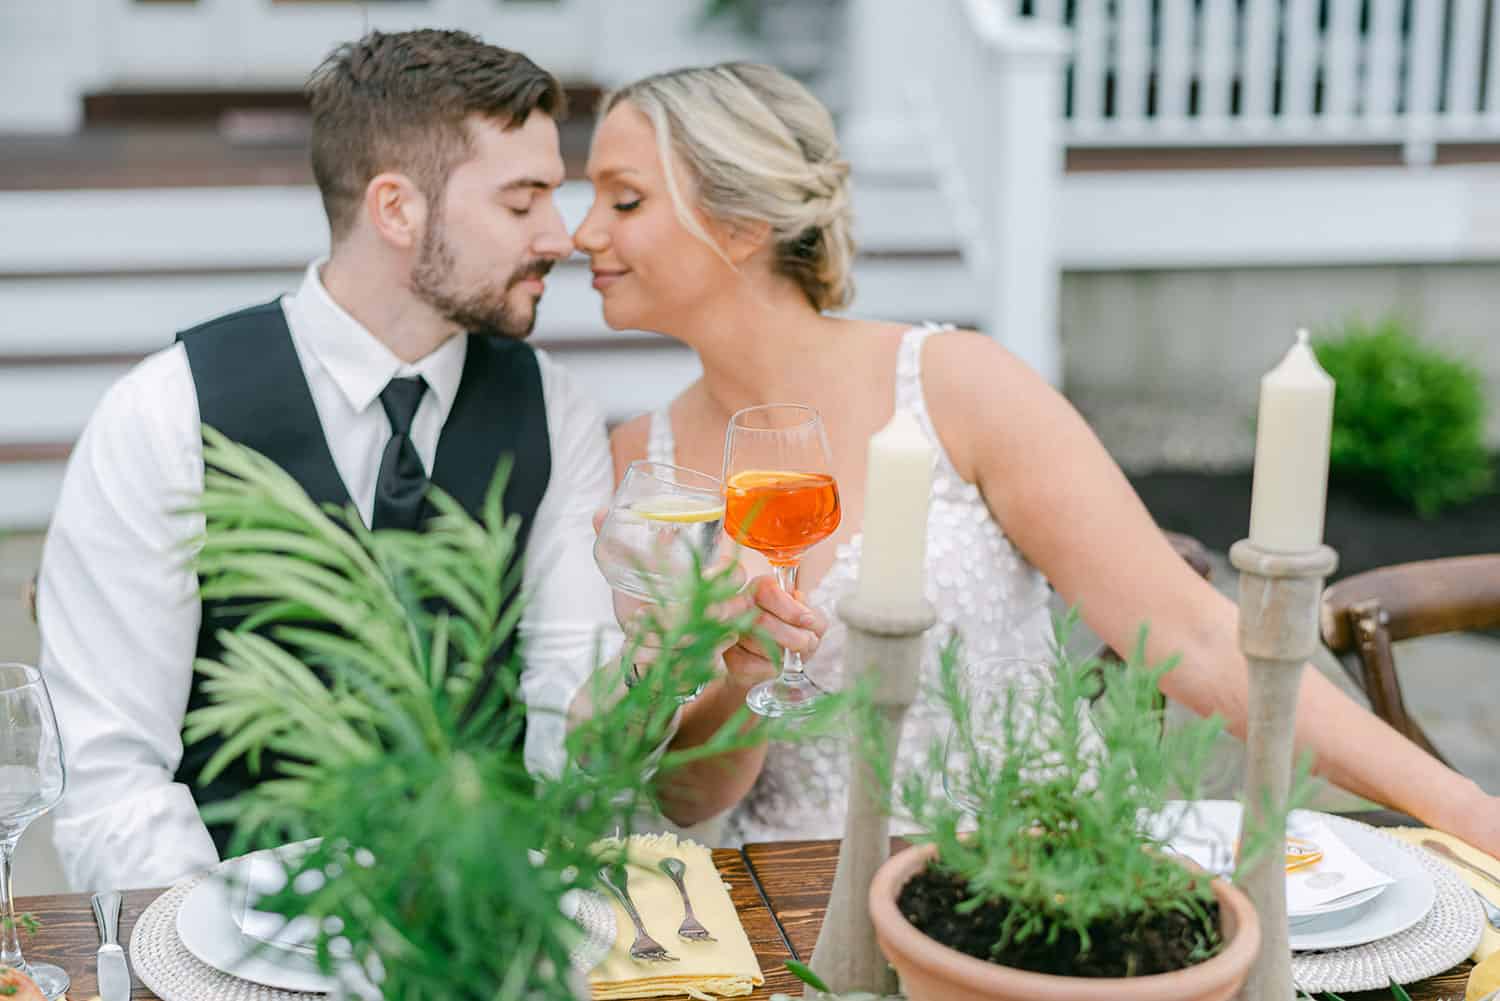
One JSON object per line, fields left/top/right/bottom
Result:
{"left": 0, "top": 664, "right": 68, "bottom": 1000}
{"left": 721, "top": 404, "right": 841, "bottom": 718}
{"left": 593, "top": 460, "right": 728, "bottom": 702}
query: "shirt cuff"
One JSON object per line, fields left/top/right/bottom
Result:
{"left": 52, "top": 781, "right": 218, "bottom": 892}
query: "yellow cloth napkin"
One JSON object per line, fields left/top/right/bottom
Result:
{"left": 588, "top": 833, "right": 763, "bottom": 1000}
{"left": 1468, "top": 949, "right": 1500, "bottom": 1001}
{"left": 1386, "top": 828, "right": 1500, "bottom": 963}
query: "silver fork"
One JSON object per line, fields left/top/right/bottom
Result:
{"left": 659, "top": 857, "right": 716, "bottom": 942}
{"left": 598, "top": 865, "right": 678, "bottom": 962}
{"left": 1473, "top": 887, "right": 1500, "bottom": 931}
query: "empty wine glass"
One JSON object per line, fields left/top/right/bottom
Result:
{"left": 722, "top": 404, "right": 841, "bottom": 718}
{"left": 594, "top": 461, "right": 728, "bottom": 703}
{"left": 0, "top": 663, "right": 68, "bottom": 1000}
{"left": 941, "top": 657, "right": 1053, "bottom": 817}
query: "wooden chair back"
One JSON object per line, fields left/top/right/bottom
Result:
{"left": 1320, "top": 555, "right": 1500, "bottom": 767}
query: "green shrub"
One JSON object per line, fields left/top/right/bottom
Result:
{"left": 1312, "top": 316, "right": 1493, "bottom": 517}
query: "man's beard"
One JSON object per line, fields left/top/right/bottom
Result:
{"left": 409, "top": 216, "right": 552, "bottom": 339}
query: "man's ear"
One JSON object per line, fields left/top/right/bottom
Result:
{"left": 722, "top": 217, "right": 772, "bottom": 266}
{"left": 364, "top": 172, "right": 428, "bottom": 250}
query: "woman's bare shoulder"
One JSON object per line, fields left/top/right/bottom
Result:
{"left": 924, "top": 328, "right": 1056, "bottom": 407}
{"left": 918, "top": 328, "right": 1071, "bottom": 477}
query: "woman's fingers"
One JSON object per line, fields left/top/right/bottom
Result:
{"left": 733, "top": 574, "right": 823, "bottom": 657}
{"left": 750, "top": 575, "right": 823, "bottom": 632}
{"left": 722, "top": 643, "right": 778, "bottom": 687}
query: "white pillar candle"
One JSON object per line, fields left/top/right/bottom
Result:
{"left": 855, "top": 409, "right": 935, "bottom": 610}
{"left": 1249, "top": 330, "right": 1336, "bottom": 553}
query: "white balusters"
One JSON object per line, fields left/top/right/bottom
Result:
{"left": 1071, "top": 0, "right": 1106, "bottom": 133}
{"left": 1197, "top": 0, "right": 1236, "bottom": 127}
{"left": 1033, "top": 0, "right": 1063, "bottom": 23}
{"left": 958, "top": 1, "right": 1500, "bottom": 178}
{"left": 1444, "top": 0, "right": 1487, "bottom": 126}
{"left": 1282, "top": 0, "right": 1320, "bottom": 122}
{"left": 1157, "top": 0, "right": 1194, "bottom": 128}
{"left": 1363, "top": 0, "right": 1403, "bottom": 123}
{"left": 1488, "top": 0, "right": 1500, "bottom": 122}
{"left": 1322, "top": 0, "right": 1361, "bottom": 127}
{"left": 1403, "top": 0, "right": 1447, "bottom": 163}
{"left": 1114, "top": 0, "right": 1151, "bottom": 124}
{"left": 1241, "top": 0, "right": 1279, "bottom": 129}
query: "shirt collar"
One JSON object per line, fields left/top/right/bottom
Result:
{"left": 286, "top": 259, "right": 468, "bottom": 418}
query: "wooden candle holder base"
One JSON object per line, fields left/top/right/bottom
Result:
{"left": 806, "top": 595, "right": 936, "bottom": 998}
{"left": 1229, "top": 540, "right": 1338, "bottom": 1001}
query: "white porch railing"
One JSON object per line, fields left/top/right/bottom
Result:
{"left": 914, "top": 1, "right": 1070, "bottom": 385}
{"left": 1014, "top": 0, "right": 1500, "bottom": 164}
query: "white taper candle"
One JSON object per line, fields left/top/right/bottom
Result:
{"left": 1248, "top": 330, "right": 1336, "bottom": 553}
{"left": 854, "top": 409, "right": 935, "bottom": 611}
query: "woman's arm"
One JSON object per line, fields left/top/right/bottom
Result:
{"left": 923, "top": 331, "right": 1499, "bottom": 854}
{"left": 606, "top": 420, "right": 823, "bottom": 826}
{"left": 658, "top": 578, "right": 825, "bottom": 825}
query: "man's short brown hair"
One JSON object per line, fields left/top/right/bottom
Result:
{"left": 306, "top": 29, "right": 566, "bottom": 240}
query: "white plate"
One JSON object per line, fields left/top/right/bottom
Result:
{"left": 176, "top": 871, "right": 339, "bottom": 994}
{"left": 1147, "top": 801, "right": 1436, "bottom": 951}
{"left": 1286, "top": 822, "right": 1436, "bottom": 952}
{"left": 180, "top": 850, "right": 617, "bottom": 990}
{"left": 1148, "top": 800, "right": 1392, "bottom": 921}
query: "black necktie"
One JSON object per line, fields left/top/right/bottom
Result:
{"left": 373, "top": 376, "right": 429, "bottom": 531}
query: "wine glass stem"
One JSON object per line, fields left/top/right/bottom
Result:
{"left": 772, "top": 562, "right": 808, "bottom": 684}
{"left": 0, "top": 839, "right": 24, "bottom": 970}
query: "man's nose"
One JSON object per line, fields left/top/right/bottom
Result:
{"left": 534, "top": 224, "right": 574, "bottom": 260}
{"left": 533, "top": 201, "right": 575, "bottom": 260}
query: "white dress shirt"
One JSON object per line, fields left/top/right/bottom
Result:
{"left": 40, "top": 261, "right": 620, "bottom": 892}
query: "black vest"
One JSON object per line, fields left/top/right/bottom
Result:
{"left": 174, "top": 300, "right": 551, "bottom": 853}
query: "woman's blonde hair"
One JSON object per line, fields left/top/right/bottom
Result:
{"left": 603, "top": 62, "right": 855, "bottom": 312}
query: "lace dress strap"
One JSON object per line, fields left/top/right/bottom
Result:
{"left": 895, "top": 323, "right": 956, "bottom": 457}
{"left": 645, "top": 406, "right": 676, "bottom": 466}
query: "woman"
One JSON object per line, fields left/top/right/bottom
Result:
{"left": 574, "top": 62, "right": 1500, "bottom": 851}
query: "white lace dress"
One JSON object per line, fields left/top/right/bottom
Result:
{"left": 647, "top": 325, "right": 1055, "bottom": 844}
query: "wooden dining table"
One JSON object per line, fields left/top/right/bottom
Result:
{"left": 18, "top": 825, "right": 1476, "bottom": 1001}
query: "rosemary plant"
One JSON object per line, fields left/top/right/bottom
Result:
{"left": 895, "top": 610, "right": 1294, "bottom": 969}
{"left": 183, "top": 428, "right": 847, "bottom": 1000}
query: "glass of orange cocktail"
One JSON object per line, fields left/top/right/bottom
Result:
{"left": 721, "top": 404, "right": 841, "bottom": 718}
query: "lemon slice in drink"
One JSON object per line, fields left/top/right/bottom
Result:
{"left": 630, "top": 496, "right": 725, "bottom": 524}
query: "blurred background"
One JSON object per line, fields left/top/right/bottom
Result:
{"left": 4, "top": 0, "right": 1499, "bottom": 893}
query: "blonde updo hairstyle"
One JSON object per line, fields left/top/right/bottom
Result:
{"left": 603, "top": 62, "right": 855, "bottom": 312}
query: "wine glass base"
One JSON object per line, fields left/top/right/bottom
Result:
{"left": 23, "top": 961, "right": 70, "bottom": 1001}
{"left": 745, "top": 676, "right": 823, "bottom": 718}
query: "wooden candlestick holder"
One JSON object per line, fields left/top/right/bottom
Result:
{"left": 806, "top": 594, "right": 936, "bottom": 997}
{"left": 1230, "top": 539, "right": 1338, "bottom": 1001}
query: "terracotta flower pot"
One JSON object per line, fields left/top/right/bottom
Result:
{"left": 868, "top": 842, "right": 1261, "bottom": 1001}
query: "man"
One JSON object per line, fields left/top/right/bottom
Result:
{"left": 39, "top": 29, "right": 818, "bottom": 892}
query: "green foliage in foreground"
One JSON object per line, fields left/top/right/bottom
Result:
{"left": 1313, "top": 315, "right": 1493, "bottom": 517}
{"left": 894, "top": 612, "right": 1307, "bottom": 966}
{"left": 184, "top": 427, "right": 851, "bottom": 1001}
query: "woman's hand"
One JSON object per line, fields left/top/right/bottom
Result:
{"left": 719, "top": 574, "right": 827, "bottom": 691}
{"left": 1436, "top": 784, "right": 1500, "bottom": 859}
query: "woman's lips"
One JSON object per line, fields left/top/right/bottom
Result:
{"left": 592, "top": 269, "right": 627, "bottom": 291}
